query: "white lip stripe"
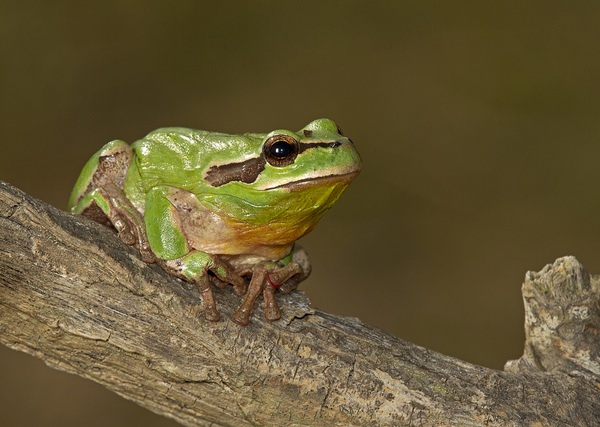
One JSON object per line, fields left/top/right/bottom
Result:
{"left": 258, "top": 164, "right": 361, "bottom": 190}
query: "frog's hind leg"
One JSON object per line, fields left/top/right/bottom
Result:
{"left": 69, "top": 141, "right": 155, "bottom": 263}
{"left": 94, "top": 184, "right": 156, "bottom": 263}
{"left": 69, "top": 140, "right": 132, "bottom": 214}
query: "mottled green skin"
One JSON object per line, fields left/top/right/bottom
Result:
{"left": 68, "top": 118, "right": 361, "bottom": 324}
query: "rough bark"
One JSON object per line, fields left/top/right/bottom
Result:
{"left": 0, "top": 180, "right": 598, "bottom": 426}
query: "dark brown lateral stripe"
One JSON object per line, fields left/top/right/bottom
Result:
{"left": 206, "top": 141, "right": 341, "bottom": 187}
{"left": 205, "top": 156, "right": 266, "bottom": 187}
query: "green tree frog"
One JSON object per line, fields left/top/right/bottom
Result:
{"left": 68, "top": 118, "right": 361, "bottom": 325}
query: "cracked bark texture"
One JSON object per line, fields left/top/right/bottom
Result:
{"left": 0, "top": 180, "right": 598, "bottom": 426}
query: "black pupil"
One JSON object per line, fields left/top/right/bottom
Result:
{"left": 270, "top": 141, "right": 292, "bottom": 158}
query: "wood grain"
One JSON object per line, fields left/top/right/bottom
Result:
{"left": 0, "top": 181, "right": 598, "bottom": 426}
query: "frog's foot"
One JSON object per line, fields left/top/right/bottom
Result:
{"left": 163, "top": 253, "right": 245, "bottom": 322}
{"left": 231, "top": 262, "right": 303, "bottom": 326}
{"left": 161, "top": 260, "right": 224, "bottom": 322}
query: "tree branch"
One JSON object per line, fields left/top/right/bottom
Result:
{"left": 0, "top": 180, "right": 598, "bottom": 426}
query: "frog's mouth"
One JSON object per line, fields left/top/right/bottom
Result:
{"left": 265, "top": 170, "right": 360, "bottom": 191}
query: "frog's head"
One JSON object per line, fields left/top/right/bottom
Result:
{"left": 257, "top": 118, "right": 361, "bottom": 192}
{"left": 203, "top": 118, "right": 361, "bottom": 240}
{"left": 206, "top": 118, "right": 361, "bottom": 192}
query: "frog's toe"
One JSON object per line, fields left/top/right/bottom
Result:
{"left": 138, "top": 243, "right": 156, "bottom": 264}
{"left": 114, "top": 221, "right": 136, "bottom": 246}
{"left": 199, "top": 281, "right": 221, "bottom": 322}
{"left": 203, "top": 305, "right": 221, "bottom": 322}
{"left": 263, "top": 286, "right": 281, "bottom": 321}
{"left": 264, "top": 305, "right": 281, "bottom": 321}
{"left": 231, "top": 306, "right": 251, "bottom": 326}
{"left": 230, "top": 267, "right": 266, "bottom": 325}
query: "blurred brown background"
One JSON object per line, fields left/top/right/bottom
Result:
{"left": 2, "top": 1, "right": 600, "bottom": 426}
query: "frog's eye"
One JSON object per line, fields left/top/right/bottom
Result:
{"left": 263, "top": 134, "right": 299, "bottom": 167}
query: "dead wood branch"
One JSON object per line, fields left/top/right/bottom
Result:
{"left": 0, "top": 180, "right": 598, "bottom": 426}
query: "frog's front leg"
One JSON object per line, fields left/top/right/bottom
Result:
{"left": 231, "top": 261, "right": 304, "bottom": 326}
{"left": 161, "top": 251, "right": 244, "bottom": 321}
{"left": 145, "top": 186, "right": 245, "bottom": 321}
